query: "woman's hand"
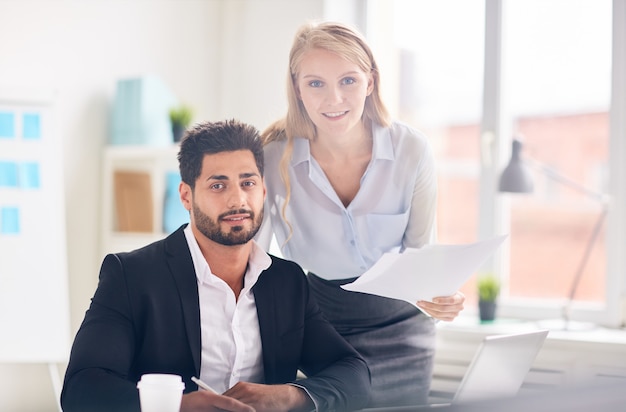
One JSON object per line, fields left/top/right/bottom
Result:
{"left": 417, "top": 291, "right": 465, "bottom": 321}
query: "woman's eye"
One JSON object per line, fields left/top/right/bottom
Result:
{"left": 308, "top": 80, "right": 323, "bottom": 88}
{"left": 342, "top": 77, "right": 356, "bottom": 85}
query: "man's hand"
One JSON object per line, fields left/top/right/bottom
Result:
{"left": 417, "top": 291, "right": 465, "bottom": 321}
{"left": 224, "top": 382, "right": 315, "bottom": 412}
{"left": 180, "top": 390, "right": 256, "bottom": 412}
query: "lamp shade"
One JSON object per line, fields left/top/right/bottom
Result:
{"left": 499, "top": 139, "right": 534, "bottom": 193}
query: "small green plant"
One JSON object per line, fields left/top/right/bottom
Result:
{"left": 477, "top": 274, "right": 500, "bottom": 302}
{"left": 169, "top": 105, "right": 193, "bottom": 128}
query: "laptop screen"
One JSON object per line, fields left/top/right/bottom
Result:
{"left": 453, "top": 329, "right": 549, "bottom": 403}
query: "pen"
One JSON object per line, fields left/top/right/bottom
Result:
{"left": 191, "top": 376, "right": 219, "bottom": 394}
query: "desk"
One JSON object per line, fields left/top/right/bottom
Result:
{"left": 360, "top": 381, "right": 626, "bottom": 411}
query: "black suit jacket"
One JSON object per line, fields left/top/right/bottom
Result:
{"left": 61, "top": 225, "right": 370, "bottom": 412}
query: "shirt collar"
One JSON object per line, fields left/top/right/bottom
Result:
{"left": 184, "top": 225, "right": 272, "bottom": 289}
{"left": 290, "top": 120, "right": 395, "bottom": 166}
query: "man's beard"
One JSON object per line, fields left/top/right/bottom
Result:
{"left": 192, "top": 202, "right": 263, "bottom": 246}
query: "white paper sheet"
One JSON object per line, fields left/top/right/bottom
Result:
{"left": 340, "top": 235, "right": 508, "bottom": 304}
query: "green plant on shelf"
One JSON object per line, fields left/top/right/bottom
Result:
{"left": 169, "top": 105, "right": 193, "bottom": 128}
{"left": 169, "top": 105, "right": 194, "bottom": 142}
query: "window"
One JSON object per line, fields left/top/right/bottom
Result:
{"left": 392, "top": 0, "right": 485, "bottom": 302}
{"left": 503, "top": 0, "right": 611, "bottom": 306}
{"left": 376, "top": 0, "right": 625, "bottom": 326}
{"left": 392, "top": 0, "right": 485, "bottom": 301}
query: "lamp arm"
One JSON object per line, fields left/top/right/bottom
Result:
{"left": 562, "top": 204, "right": 609, "bottom": 326}
{"left": 524, "top": 156, "right": 610, "bottom": 328}
{"left": 525, "top": 157, "right": 608, "bottom": 204}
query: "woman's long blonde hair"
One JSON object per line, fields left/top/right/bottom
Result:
{"left": 262, "top": 21, "right": 392, "bottom": 241}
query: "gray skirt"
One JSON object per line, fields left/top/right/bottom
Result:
{"left": 308, "top": 273, "right": 436, "bottom": 408}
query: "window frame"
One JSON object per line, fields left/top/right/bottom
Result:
{"left": 479, "top": 0, "right": 625, "bottom": 326}
{"left": 363, "top": 0, "right": 626, "bottom": 326}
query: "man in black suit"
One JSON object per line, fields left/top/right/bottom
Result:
{"left": 61, "top": 119, "right": 371, "bottom": 412}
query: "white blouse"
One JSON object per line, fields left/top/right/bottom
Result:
{"left": 258, "top": 120, "right": 437, "bottom": 280}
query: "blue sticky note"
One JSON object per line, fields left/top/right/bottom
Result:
{"left": 20, "top": 162, "right": 41, "bottom": 189}
{"left": 0, "top": 161, "right": 19, "bottom": 187}
{"left": 0, "top": 112, "right": 15, "bottom": 138}
{"left": 23, "top": 113, "right": 41, "bottom": 139}
{"left": 1, "top": 207, "right": 20, "bottom": 234}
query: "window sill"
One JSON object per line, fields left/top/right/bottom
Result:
{"left": 438, "top": 314, "right": 626, "bottom": 346}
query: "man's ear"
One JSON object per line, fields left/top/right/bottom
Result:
{"left": 179, "top": 181, "right": 193, "bottom": 211}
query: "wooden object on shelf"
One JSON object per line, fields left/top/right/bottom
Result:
{"left": 114, "top": 170, "right": 153, "bottom": 232}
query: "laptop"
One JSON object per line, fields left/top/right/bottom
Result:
{"left": 359, "top": 329, "right": 549, "bottom": 411}
{"left": 452, "top": 329, "right": 549, "bottom": 402}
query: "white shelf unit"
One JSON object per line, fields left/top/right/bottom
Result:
{"left": 100, "top": 144, "right": 181, "bottom": 257}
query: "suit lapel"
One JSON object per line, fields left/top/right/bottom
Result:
{"left": 164, "top": 226, "right": 202, "bottom": 375}
{"left": 253, "top": 268, "right": 278, "bottom": 383}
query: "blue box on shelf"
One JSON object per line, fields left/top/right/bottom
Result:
{"left": 163, "top": 171, "right": 189, "bottom": 234}
{"left": 110, "top": 75, "right": 178, "bottom": 146}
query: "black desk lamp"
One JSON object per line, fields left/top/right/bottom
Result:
{"left": 499, "top": 138, "right": 609, "bottom": 330}
{"left": 499, "top": 139, "right": 534, "bottom": 193}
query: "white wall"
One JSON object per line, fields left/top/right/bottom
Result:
{"left": 1, "top": 0, "right": 220, "bottom": 327}
{"left": 217, "top": 0, "right": 323, "bottom": 126}
{"left": 0, "top": 0, "right": 325, "bottom": 410}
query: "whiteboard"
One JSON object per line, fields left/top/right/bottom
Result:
{"left": 0, "top": 93, "right": 71, "bottom": 363}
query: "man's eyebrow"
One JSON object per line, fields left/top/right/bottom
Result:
{"left": 207, "top": 174, "right": 229, "bottom": 181}
{"left": 240, "top": 172, "right": 260, "bottom": 179}
{"left": 206, "top": 172, "right": 260, "bottom": 181}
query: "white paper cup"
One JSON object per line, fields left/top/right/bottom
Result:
{"left": 137, "top": 374, "right": 185, "bottom": 412}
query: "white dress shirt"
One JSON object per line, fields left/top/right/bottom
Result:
{"left": 258, "top": 120, "right": 437, "bottom": 280}
{"left": 184, "top": 225, "right": 271, "bottom": 393}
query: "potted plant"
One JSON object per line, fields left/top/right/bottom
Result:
{"left": 169, "top": 104, "right": 193, "bottom": 142}
{"left": 477, "top": 274, "right": 500, "bottom": 322}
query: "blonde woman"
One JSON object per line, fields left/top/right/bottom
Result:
{"left": 258, "top": 21, "right": 465, "bottom": 408}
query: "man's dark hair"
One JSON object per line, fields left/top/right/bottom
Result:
{"left": 178, "top": 119, "right": 264, "bottom": 188}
